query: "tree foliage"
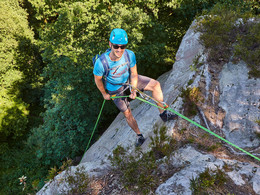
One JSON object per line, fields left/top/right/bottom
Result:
{"left": 0, "top": 0, "right": 35, "bottom": 144}
{"left": 0, "top": 1, "right": 44, "bottom": 194}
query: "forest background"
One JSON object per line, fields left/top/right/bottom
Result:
{"left": 0, "top": 0, "right": 258, "bottom": 194}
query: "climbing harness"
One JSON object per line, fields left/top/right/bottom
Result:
{"left": 81, "top": 86, "right": 260, "bottom": 163}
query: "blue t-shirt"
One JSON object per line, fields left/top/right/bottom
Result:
{"left": 93, "top": 49, "right": 136, "bottom": 91}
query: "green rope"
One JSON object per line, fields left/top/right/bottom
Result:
{"left": 168, "top": 107, "right": 260, "bottom": 161}
{"left": 134, "top": 96, "right": 260, "bottom": 162}
{"left": 80, "top": 99, "right": 106, "bottom": 164}
{"left": 82, "top": 95, "right": 259, "bottom": 163}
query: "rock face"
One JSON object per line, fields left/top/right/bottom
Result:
{"left": 219, "top": 62, "right": 260, "bottom": 148}
{"left": 37, "top": 20, "right": 260, "bottom": 195}
{"left": 156, "top": 146, "right": 260, "bottom": 195}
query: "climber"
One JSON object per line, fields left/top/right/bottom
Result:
{"left": 93, "top": 28, "right": 177, "bottom": 147}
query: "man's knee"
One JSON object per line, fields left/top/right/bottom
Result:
{"left": 144, "top": 79, "right": 161, "bottom": 92}
{"left": 154, "top": 80, "right": 161, "bottom": 90}
{"left": 123, "top": 108, "right": 132, "bottom": 119}
{"left": 151, "top": 79, "right": 161, "bottom": 92}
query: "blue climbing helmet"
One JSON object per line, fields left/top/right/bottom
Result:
{"left": 109, "top": 28, "right": 128, "bottom": 45}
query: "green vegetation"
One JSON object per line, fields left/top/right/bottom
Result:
{"left": 195, "top": 1, "right": 260, "bottom": 77}
{"left": 150, "top": 125, "right": 177, "bottom": 159}
{"left": 39, "top": 159, "right": 90, "bottom": 194}
{"left": 0, "top": 0, "right": 38, "bottom": 149}
{"left": 235, "top": 21, "right": 260, "bottom": 77}
{"left": 0, "top": 0, "right": 258, "bottom": 194}
{"left": 109, "top": 125, "right": 177, "bottom": 194}
{"left": 46, "top": 159, "right": 73, "bottom": 181}
{"left": 180, "top": 87, "right": 203, "bottom": 117}
{"left": 190, "top": 54, "right": 204, "bottom": 72}
{"left": 0, "top": 0, "right": 45, "bottom": 194}
{"left": 190, "top": 168, "right": 227, "bottom": 194}
{"left": 109, "top": 145, "right": 158, "bottom": 194}
{"left": 59, "top": 166, "right": 90, "bottom": 195}
{"left": 197, "top": 141, "right": 222, "bottom": 152}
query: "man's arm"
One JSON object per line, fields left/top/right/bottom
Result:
{"left": 129, "top": 64, "right": 138, "bottom": 99}
{"left": 94, "top": 75, "right": 111, "bottom": 100}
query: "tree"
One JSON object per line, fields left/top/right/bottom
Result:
{"left": 0, "top": 1, "right": 44, "bottom": 194}
{"left": 0, "top": 0, "right": 36, "bottom": 147}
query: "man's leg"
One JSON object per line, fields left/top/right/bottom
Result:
{"left": 123, "top": 108, "right": 141, "bottom": 134}
{"left": 123, "top": 108, "right": 145, "bottom": 146}
{"left": 139, "top": 76, "right": 178, "bottom": 122}
{"left": 109, "top": 86, "right": 141, "bottom": 133}
{"left": 109, "top": 86, "right": 145, "bottom": 146}
{"left": 143, "top": 79, "right": 164, "bottom": 113}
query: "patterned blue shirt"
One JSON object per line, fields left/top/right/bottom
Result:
{"left": 93, "top": 49, "right": 136, "bottom": 91}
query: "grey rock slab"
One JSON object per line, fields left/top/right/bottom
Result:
{"left": 219, "top": 61, "right": 260, "bottom": 148}
{"left": 156, "top": 146, "right": 224, "bottom": 195}
{"left": 37, "top": 161, "right": 110, "bottom": 195}
{"left": 156, "top": 146, "right": 260, "bottom": 195}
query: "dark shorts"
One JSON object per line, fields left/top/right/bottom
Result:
{"left": 108, "top": 75, "right": 151, "bottom": 112}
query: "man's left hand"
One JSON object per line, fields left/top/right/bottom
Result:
{"left": 129, "top": 90, "right": 137, "bottom": 99}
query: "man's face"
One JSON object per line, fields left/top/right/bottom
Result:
{"left": 110, "top": 42, "right": 127, "bottom": 59}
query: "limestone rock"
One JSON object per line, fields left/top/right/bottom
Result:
{"left": 219, "top": 62, "right": 260, "bottom": 148}
{"left": 37, "top": 161, "right": 110, "bottom": 195}
{"left": 156, "top": 146, "right": 260, "bottom": 195}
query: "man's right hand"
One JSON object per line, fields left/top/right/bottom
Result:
{"left": 94, "top": 75, "right": 111, "bottom": 100}
{"left": 102, "top": 93, "right": 111, "bottom": 100}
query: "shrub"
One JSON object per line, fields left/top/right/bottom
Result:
{"left": 46, "top": 159, "right": 73, "bottom": 181}
{"left": 234, "top": 21, "right": 260, "bottom": 78}
{"left": 150, "top": 125, "right": 177, "bottom": 159}
{"left": 109, "top": 125, "right": 177, "bottom": 194}
{"left": 109, "top": 145, "right": 158, "bottom": 194}
{"left": 59, "top": 166, "right": 90, "bottom": 195}
{"left": 190, "top": 168, "right": 227, "bottom": 194}
{"left": 195, "top": 2, "right": 259, "bottom": 77}
{"left": 180, "top": 87, "right": 203, "bottom": 117}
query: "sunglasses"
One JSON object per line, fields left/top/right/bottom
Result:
{"left": 112, "top": 44, "right": 127, "bottom": 49}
